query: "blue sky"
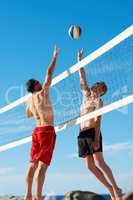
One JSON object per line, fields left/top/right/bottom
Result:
{"left": 0, "top": 0, "right": 133, "bottom": 196}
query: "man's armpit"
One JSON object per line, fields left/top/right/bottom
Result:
{"left": 26, "top": 107, "right": 33, "bottom": 118}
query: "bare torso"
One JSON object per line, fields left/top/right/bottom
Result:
{"left": 27, "top": 88, "right": 54, "bottom": 127}
{"left": 80, "top": 93, "right": 103, "bottom": 131}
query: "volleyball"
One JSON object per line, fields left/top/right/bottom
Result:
{"left": 68, "top": 25, "right": 82, "bottom": 39}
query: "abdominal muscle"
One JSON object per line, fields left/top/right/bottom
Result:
{"left": 80, "top": 118, "right": 96, "bottom": 130}
{"left": 80, "top": 100, "right": 97, "bottom": 131}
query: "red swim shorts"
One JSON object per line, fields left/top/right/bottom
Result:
{"left": 30, "top": 126, "right": 56, "bottom": 166}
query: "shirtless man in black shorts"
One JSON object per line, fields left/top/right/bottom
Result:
{"left": 77, "top": 49, "right": 122, "bottom": 200}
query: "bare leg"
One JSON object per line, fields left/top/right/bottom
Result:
{"left": 93, "top": 152, "right": 122, "bottom": 200}
{"left": 35, "top": 161, "right": 48, "bottom": 200}
{"left": 25, "top": 161, "right": 38, "bottom": 200}
{"left": 84, "top": 155, "right": 116, "bottom": 200}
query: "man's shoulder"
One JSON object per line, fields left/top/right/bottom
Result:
{"left": 27, "top": 96, "right": 32, "bottom": 105}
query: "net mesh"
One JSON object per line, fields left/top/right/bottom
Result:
{"left": 0, "top": 27, "right": 133, "bottom": 149}
{"left": 52, "top": 35, "right": 133, "bottom": 124}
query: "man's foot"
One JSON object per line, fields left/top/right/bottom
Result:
{"left": 24, "top": 199, "right": 32, "bottom": 200}
{"left": 24, "top": 196, "right": 32, "bottom": 200}
{"left": 33, "top": 197, "right": 42, "bottom": 200}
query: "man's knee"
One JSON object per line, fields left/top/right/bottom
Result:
{"left": 37, "top": 162, "right": 48, "bottom": 174}
{"left": 30, "top": 161, "right": 38, "bottom": 170}
{"left": 86, "top": 161, "right": 96, "bottom": 171}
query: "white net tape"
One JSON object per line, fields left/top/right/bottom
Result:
{"left": 0, "top": 25, "right": 133, "bottom": 152}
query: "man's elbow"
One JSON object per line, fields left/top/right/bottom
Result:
{"left": 44, "top": 78, "right": 52, "bottom": 87}
{"left": 47, "top": 71, "right": 52, "bottom": 83}
{"left": 80, "top": 83, "right": 85, "bottom": 89}
{"left": 47, "top": 68, "right": 53, "bottom": 75}
{"left": 80, "top": 83, "right": 88, "bottom": 91}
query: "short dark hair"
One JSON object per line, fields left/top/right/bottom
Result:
{"left": 26, "top": 79, "right": 38, "bottom": 93}
{"left": 91, "top": 81, "right": 108, "bottom": 94}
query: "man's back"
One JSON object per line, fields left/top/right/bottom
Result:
{"left": 27, "top": 88, "right": 54, "bottom": 126}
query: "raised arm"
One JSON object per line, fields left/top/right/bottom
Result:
{"left": 43, "top": 46, "right": 59, "bottom": 88}
{"left": 78, "top": 49, "right": 91, "bottom": 96}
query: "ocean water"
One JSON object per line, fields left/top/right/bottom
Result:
{"left": 42, "top": 194, "right": 111, "bottom": 200}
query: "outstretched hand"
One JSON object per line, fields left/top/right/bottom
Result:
{"left": 77, "top": 48, "right": 83, "bottom": 61}
{"left": 53, "top": 45, "right": 59, "bottom": 59}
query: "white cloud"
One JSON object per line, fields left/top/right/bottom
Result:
{"left": 45, "top": 172, "right": 133, "bottom": 194}
{"left": 0, "top": 167, "right": 15, "bottom": 176}
{"left": 68, "top": 142, "right": 133, "bottom": 159}
{"left": 0, "top": 172, "right": 98, "bottom": 195}
{"left": 45, "top": 172, "right": 105, "bottom": 195}
{"left": 0, "top": 171, "right": 133, "bottom": 195}
{"left": 67, "top": 153, "right": 78, "bottom": 159}
{"left": 104, "top": 142, "right": 133, "bottom": 153}
{"left": 0, "top": 112, "right": 34, "bottom": 141}
{"left": 0, "top": 174, "right": 25, "bottom": 195}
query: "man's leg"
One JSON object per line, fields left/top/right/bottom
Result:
{"left": 25, "top": 161, "right": 38, "bottom": 200}
{"left": 93, "top": 152, "right": 122, "bottom": 200}
{"left": 84, "top": 155, "right": 116, "bottom": 200}
{"left": 35, "top": 161, "right": 48, "bottom": 200}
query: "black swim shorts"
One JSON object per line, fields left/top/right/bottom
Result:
{"left": 77, "top": 128, "right": 103, "bottom": 157}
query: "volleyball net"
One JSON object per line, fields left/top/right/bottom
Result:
{"left": 0, "top": 25, "right": 133, "bottom": 152}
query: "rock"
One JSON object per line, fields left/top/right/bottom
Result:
{"left": 123, "top": 190, "right": 133, "bottom": 200}
{"left": 0, "top": 196, "right": 24, "bottom": 200}
{"left": 63, "top": 190, "right": 104, "bottom": 200}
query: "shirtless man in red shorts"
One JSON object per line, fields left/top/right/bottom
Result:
{"left": 25, "top": 46, "right": 58, "bottom": 200}
{"left": 77, "top": 49, "right": 122, "bottom": 200}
